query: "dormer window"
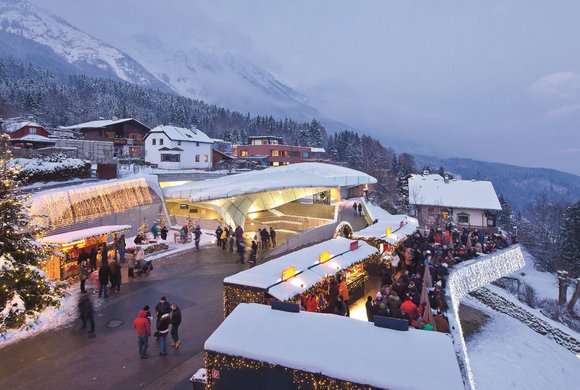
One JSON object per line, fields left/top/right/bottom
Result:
{"left": 29, "top": 127, "right": 37, "bottom": 134}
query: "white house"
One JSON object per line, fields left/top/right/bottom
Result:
{"left": 408, "top": 173, "right": 502, "bottom": 231}
{"left": 144, "top": 125, "right": 213, "bottom": 170}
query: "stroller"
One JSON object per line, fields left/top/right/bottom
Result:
{"left": 135, "top": 260, "right": 153, "bottom": 277}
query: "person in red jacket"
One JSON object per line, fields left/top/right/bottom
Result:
{"left": 305, "top": 293, "right": 318, "bottom": 312}
{"left": 338, "top": 277, "right": 350, "bottom": 317}
{"left": 133, "top": 309, "right": 151, "bottom": 359}
{"left": 400, "top": 299, "right": 418, "bottom": 320}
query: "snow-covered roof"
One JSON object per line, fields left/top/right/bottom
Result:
{"left": 39, "top": 225, "right": 131, "bottom": 245}
{"left": 205, "top": 303, "right": 465, "bottom": 390}
{"left": 224, "top": 237, "right": 377, "bottom": 300}
{"left": 147, "top": 125, "right": 213, "bottom": 144}
{"left": 164, "top": 162, "right": 377, "bottom": 202}
{"left": 3, "top": 121, "right": 42, "bottom": 133}
{"left": 309, "top": 147, "right": 326, "bottom": 153}
{"left": 11, "top": 134, "right": 54, "bottom": 142}
{"left": 408, "top": 174, "right": 501, "bottom": 210}
{"left": 58, "top": 118, "right": 146, "bottom": 130}
{"left": 355, "top": 199, "right": 419, "bottom": 244}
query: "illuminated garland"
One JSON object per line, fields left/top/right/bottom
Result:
{"left": 205, "top": 350, "right": 379, "bottom": 389}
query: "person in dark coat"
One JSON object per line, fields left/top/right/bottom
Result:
{"left": 365, "top": 296, "right": 374, "bottom": 322}
{"left": 109, "top": 261, "right": 118, "bottom": 289}
{"left": 77, "top": 248, "right": 89, "bottom": 265}
{"left": 160, "top": 226, "right": 168, "bottom": 240}
{"left": 215, "top": 226, "right": 223, "bottom": 246}
{"left": 269, "top": 227, "right": 277, "bottom": 247}
{"left": 101, "top": 242, "right": 109, "bottom": 266}
{"left": 158, "top": 312, "right": 171, "bottom": 356}
{"left": 89, "top": 247, "right": 98, "bottom": 272}
{"left": 117, "top": 234, "right": 126, "bottom": 263}
{"left": 170, "top": 303, "right": 182, "bottom": 349}
{"left": 193, "top": 225, "right": 202, "bottom": 250}
{"left": 78, "top": 292, "right": 95, "bottom": 337}
{"left": 334, "top": 295, "right": 347, "bottom": 316}
{"left": 112, "top": 260, "right": 122, "bottom": 293}
{"left": 357, "top": 203, "right": 362, "bottom": 216}
{"left": 352, "top": 202, "right": 358, "bottom": 216}
{"left": 79, "top": 261, "right": 89, "bottom": 293}
{"left": 98, "top": 263, "right": 110, "bottom": 298}
{"left": 328, "top": 278, "right": 339, "bottom": 313}
{"left": 155, "top": 296, "right": 171, "bottom": 339}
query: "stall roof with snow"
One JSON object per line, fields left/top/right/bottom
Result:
{"left": 205, "top": 303, "right": 465, "bottom": 390}
{"left": 355, "top": 199, "right": 419, "bottom": 244}
{"left": 38, "top": 225, "right": 131, "bottom": 245}
{"left": 223, "top": 237, "right": 377, "bottom": 301}
{"left": 408, "top": 174, "right": 501, "bottom": 210}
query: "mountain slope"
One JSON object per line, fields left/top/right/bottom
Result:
{"left": 0, "top": 0, "right": 169, "bottom": 90}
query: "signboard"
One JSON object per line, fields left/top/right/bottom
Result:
{"left": 319, "top": 251, "right": 331, "bottom": 264}
{"left": 281, "top": 266, "right": 296, "bottom": 281}
{"left": 386, "top": 227, "right": 392, "bottom": 236}
{"left": 349, "top": 240, "right": 360, "bottom": 251}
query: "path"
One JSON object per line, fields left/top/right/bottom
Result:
{"left": 337, "top": 198, "right": 368, "bottom": 232}
{"left": 0, "top": 246, "right": 249, "bottom": 390}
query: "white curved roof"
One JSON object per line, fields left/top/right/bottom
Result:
{"left": 164, "top": 163, "right": 377, "bottom": 202}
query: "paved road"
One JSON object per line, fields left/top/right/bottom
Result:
{"left": 0, "top": 246, "right": 248, "bottom": 390}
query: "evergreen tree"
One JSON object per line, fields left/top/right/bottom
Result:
{"left": 437, "top": 166, "right": 445, "bottom": 177}
{"left": 560, "top": 201, "right": 580, "bottom": 276}
{"left": 0, "top": 134, "right": 63, "bottom": 331}
{"left": 497, "top": 194, "right": 517, "bottom": 234}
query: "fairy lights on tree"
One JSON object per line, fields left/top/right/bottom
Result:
{"left": 0, "top": 134, "right": 63, "bottom": 331}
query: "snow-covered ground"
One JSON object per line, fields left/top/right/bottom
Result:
{"left": 465, "top": 298, "right": 580, "bottom": 390}
{"left": 0, "top": 227, "right": 216, "bottom": 348}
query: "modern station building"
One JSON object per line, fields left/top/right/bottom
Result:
{"left": 233, "top": 135, "right": 326, "bottom": 166}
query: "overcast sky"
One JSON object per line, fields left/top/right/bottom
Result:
{"left": 30, "top": 0, "right": 580, "bottom": 175}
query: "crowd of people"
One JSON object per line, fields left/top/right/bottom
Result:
{"left": 211, "top": 224, "right": 277, "bottom": 267}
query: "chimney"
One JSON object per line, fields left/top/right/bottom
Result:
{"left": 423, "top": 169, "right": 430, "bottom": 175}
{"left": 444, "top": 174, "right": 450, "bottom": 183}
{"left": 190, "top": 125, "right": 197, "bottom": 134}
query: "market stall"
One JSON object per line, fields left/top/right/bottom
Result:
{"left": 38, "top": 225, "right": 131, "bottom": 280}
{"left": 223, "top": 237, "right": 379, "bottom": 317}
{"left": 204, "top": 303, "right": 465, "bottom": 390}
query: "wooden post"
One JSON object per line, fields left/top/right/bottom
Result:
{"left": 567, "top": 278, "right": 580, "bottom": 312}
{"left": 557, "top": 270, "right": 569, "bottom": 305}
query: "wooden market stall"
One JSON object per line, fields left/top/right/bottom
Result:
{"left": 204, "top": 303, "right": 465, "bottom": 390}
{"left": 222, "top": 237, "right": 379, "bottom": 317}
{"left": 38, "top": 225, "right": 131, "bottom": 280}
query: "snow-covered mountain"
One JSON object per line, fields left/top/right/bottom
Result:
{"left": 0, "top": 0, "right": 327, "bottom": 123}
{"left": 0, "top": 0, "right": 169, "bottom": 90}
{"left": 127, "top": 31, "right": 323, "bottom": 121}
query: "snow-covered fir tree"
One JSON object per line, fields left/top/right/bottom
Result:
{"left": 0, "top": 134, "right": 63, "bottom": 331}
{"left": 560, "top": 201, "right": 580, "bottom": 276}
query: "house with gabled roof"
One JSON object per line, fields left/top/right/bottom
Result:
{"left": 407, "top": 173, "right": 502, "bottom": 231}
{"left": 1, "top": 118, "right": 54, "bottom": 148}
{"left": 144, "top": 125, "right": 214, "bottom": 170}
{"left": 59, "top": 118, "right": 151, "bottom": 158}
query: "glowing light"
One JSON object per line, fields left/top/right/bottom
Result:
{"left": 325, "top": 261, "right": 341, "bottom": 271}
{"left": 289, "top": 278, "right": 305, "bottom": 289}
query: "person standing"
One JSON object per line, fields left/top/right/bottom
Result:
{"left": 109, "top": 260, "right": 118, "bottom": 290}
{"left": 89, "top": 247, "right": 98, "bottom": 272}
{"left": 117, "top": 234, "right": 126, "bottom": 263}
{"left": 112, "top": 260, "right": 122, "bottom": 293}
{"left": 256, "top": 229, "right": 262, "bottom": 250}
{"left": 352, "top": 202, "right": 358, "bottom": 216}
{"left": 170, "top": 303, "right": 182, "bottom": 349}
{"left": 338, "top": 276, "right": 350, "bottom": 317}
{"left": 158, "top": 312, "right": 171, "bottom": 356}
{"left": 101, "top": 242, "right": 109, "bottom": 266}
{"left": 220, "top": 228, "right": 228, "bottom": 250}
{"left": 160, "top": 225, "right": 168, "bottom": 240}
{"left": 155, "top": 296, "right": 171, "bottom": 339}
{"left": 133, "top": 309, "right": 151, "bottom": 359}
{"left": 215, "top": 226, "right": 223, "bottom": 246}
{"left": 365, "top": 296, "right": 374, "bottom": 322}
{"left": 249, "top": 240, "right": 258, "bottom": 267}
{"left": 78, "top": 292, "right": 95, "bottom": 337}
{"left": 269, "top": 227, "right": 277, "bottom": 247}
{"left": 237, "top": 236, "right": 246, "bottom": 264}
{"left": 79, "top": 261, "right": 89, "bottom": 293}
{"left": 151, "top": 222, "right": 159, "bottom": 239}
{"left": 193, "top": 225, "right": 202, "bottom": 250}
{"left": 98, "top": 263, "right": 110, "bottom": 298}
{"left": 357, "top": 203, "right": 362, "bottom": 217}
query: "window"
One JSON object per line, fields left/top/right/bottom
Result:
{"left": 152, "top": 139, "right": 156, "bottom": 145}
{"left": 302, "top": 152, "right": 309, "bottom": 158}
{"left": 203, "top": 154, "right": 209, "bottom": 162}
{"left": 196, "top": 142, "right": 199, "bottom": 147}
{"left": 178, "top": 141, "right": 181, "bottom": 146}
{"left": 29, "top": 127, "right": 37, "bottom": 134}
{"left": 161, "top": 154, "right": 180, "bottom": 162}
{"left": 271, "top": 150, "right": 279, "bottom": 157}
{"left": 241, "top": 150, "right": 249, "bottom": 157}
{"left": 195, "top": 154, "right": 200, "bottom": 162}
{"left": 272, "top": 161, "right": 280, "bottom": 166}
{"left": 159, "top": 138, "right": 164, "bottom": 145}
{"left": 457, "top": 213, "right": 470, "bottom": 224}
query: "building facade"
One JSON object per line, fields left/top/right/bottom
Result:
{"left": 233, "top": 135, "right": 326, "bottom": 166}
{"left": 144, "top": 125, "right": 213, "bottom": 170}
{"left": 1, "top": 119, "right": 54, "bottom": 148}
{"left": 59, "top": 118, "right": 151, "bottom": 158}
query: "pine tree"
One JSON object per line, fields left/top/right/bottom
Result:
{"left": 560, "top": 201, "right": 580, "bottom": 276}
{"left": 497, "top": 194, "right": 517, "bottom": 234}
{"left": 0, "top": 134, "right": 63, "bottom": 331}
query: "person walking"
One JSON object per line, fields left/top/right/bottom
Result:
{"left": 249, "top": 240, "right": 258, "bottom": 267}
{"left": 155, "top": 296, "right": 171, "bottom": 340}
{"left": 256, "top": 229, "right": 262, "bottom": 250}
{"left": 101, "top": 242, "right": 109, "bottom": 266}
{"left": 237, "top": 237, "right": 246, "bottom": 264}
{"left": 79, "top": 260, "right": 89, "bottom": 293}
{"left": 193, "top": 225, "right": 202, "bottom": 250}
{"left": 151, "top": 222, "right": 160, "bottom": 239}
{"left": 338, "top": 276, "right": 350, "bottom": 317}
{"left": 78, "top": 292, "right": 95, "bottom": 338}
{"left": 109, "top": 260, "right": 118, "bottom": 290}
{"left": 158, "top": 312, "right": 171, "bottom": 356}
{"left": 352, "top": 202, "right": 358, "bottom": 216}
{"left": 269, "top": 227, "right": 277, "bottom": 247}
{"left": 133, "top": 309, "right": 151, "bottom": 359}
{"left": 98, "top": 263, "right": 110, "bottom": 298}
{"left": 357, "top": 203, "right": 362, "bottom": 217}
{"left": 170, "top": 303, "right": 182, "bottom": 349}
